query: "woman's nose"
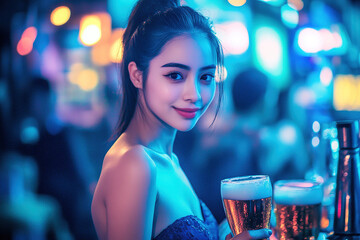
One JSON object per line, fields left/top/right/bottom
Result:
{"left": 183, "top": 78, "right": 201, "bottom": 103}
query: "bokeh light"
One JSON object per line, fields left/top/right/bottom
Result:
{"left": 320, "top": 67, "right": 333, "bottom": 87}
{"left": 320, "top": 29, "right": 335, "bottom": 51}
{"left": 109, "top": 29, "right": 125, "bottom": 63}
{"left": 67, "top": 64, "right": 99, "bottom": 91}
{"left": 333, "top": 75, "right": 360, "bottom": 111}
{"left": 312, "top": 121, "right": 320, "bottom": 133}
{"left": 255, "top": 27, "right": 283, "bottom": 76}
{"left": 331, "top": 140, "right": 339, "bottom": 152}
{"left": 279, "top": 125, "right": 296, "bottom": 144}
{"left": 288, "top": 0, "right": 304, "bottom": 11}
{"left": 298, "top": 28, "right": 322, "bottom": 53}
{"left": 228, "top": 0, "right": 247, "bottom": 7}
{"left": 110, "top": 40, "right": 123, "bottom": 63}
{"left": 79, "top": 15, "right": 102, "bottom": 46}
{"left": 92, "top": 44, "right": 111, "bottom": 66}
{"left": 77, "top": 69, "right": 99, "bottom": 91}
{"left": 50, "top": 6, "right": 71, "bottom": 26}
{"left": 22, "top": 27, "right": 37, "bottom": 42}
{"left": 17, "top": 37, "right": 34, "bottom": 56}
{"left": 312, "top": 136, "right": 320, "bottom": 147}
{"left": 281, "top": 4, "right": 299, "bottom": 28}
{"left": 67, "top": 63, "right": 84, "bottom": 84}
{"left": 17, "top": 26, "right": 37, "bottom": 56}
{"left": 294, "top": 87, "right": 316, "bottom": 107}
{"left": 296, "top": 26, "right": 346, "bottom": 55}
{"left": 215, "top": 21, "right": 249, "bottom": 56}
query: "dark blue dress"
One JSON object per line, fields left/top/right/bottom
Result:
{"left": 153, "top": 201, "right": 219, "bottom": 240}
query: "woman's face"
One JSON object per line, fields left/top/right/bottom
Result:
{"left": 143, "top": 34, "right": 217, "bottom": 132}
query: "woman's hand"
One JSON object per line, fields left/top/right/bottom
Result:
{"left": 225, "top": 229, "right": 272, "bottom": 240}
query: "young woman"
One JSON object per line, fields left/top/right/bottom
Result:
{"left": 91, "top": 0, "right": 273, "bottom": 239}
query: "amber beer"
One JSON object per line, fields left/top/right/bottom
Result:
{"left": 274, "top": 180, "right": 323, "bottom": 240}
{"left": 221, "top": 175, "right": 272, "bottom": 236}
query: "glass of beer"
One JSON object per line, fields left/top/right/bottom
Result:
{"left": 274, "top": 180, "right": 323, "bottom": 240}
{"left": 221, "top": 175, "right": 272, "bottom": 237}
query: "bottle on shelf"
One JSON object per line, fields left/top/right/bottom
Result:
{"left": 328, "top": 120, "right": 360, "bottom": 240}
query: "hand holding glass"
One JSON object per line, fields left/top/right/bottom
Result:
{"left": 221, "top": 175, "right": 272, "bottom": 238}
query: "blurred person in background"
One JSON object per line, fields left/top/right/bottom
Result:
{"left": 91, "top": 0, "right": 273, "bottom": 239}
{"left": 18, "top": 77, "right": 97, "bottom": 239}
{"left": 0, "top": 151, "right": 73, "bottom": 240}
{"left": 260, "top": 84, "right": 310, "bottom": 181}
{"left": 187, "top": 67, "right": 309, "bottom": 223}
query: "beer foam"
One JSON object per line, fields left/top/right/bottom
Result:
{"left": 274, "top": 180, "right": 323, "bottom": 205}
{"left": 221, "top": 175, "right": 272, "bottom": 200}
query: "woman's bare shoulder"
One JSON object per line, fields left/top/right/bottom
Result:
{"left": 92, "top": 143, "right": 157, "bottom": 217}
{"left": 100, "top": 144, "right": 157, "bottom": 186}
{"left": 92, "top": 144, "right": 158, "bottom": 240}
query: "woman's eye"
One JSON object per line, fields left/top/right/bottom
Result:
{"left": 200, "top": 74, "right": 214, "bottom": 83}
{"left": 165, "top": 72, "right": 183, "bottom": 81}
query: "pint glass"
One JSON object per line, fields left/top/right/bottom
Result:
{"left": 274, "top": 180, "right": 323, "bottom": 240}
{"left": 221, "top": 175, "right": 272, "bottom": 237}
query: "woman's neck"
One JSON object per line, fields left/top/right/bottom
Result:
{"left": 125, "top": 106, "right": 177, "bottom": 157}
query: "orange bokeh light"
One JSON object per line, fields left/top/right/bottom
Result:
{"left": 50, "top": 6, "right": 71, "bottom": 26}
{"left": 228, "top": 0, "right": 246, "bottom": 7}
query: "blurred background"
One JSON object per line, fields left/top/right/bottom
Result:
{"left": 1, "top": 0, "right": 360, "bottom": 239}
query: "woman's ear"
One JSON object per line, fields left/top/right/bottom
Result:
{"left": 128, "top": 61, "right": 143, "bottom": 89}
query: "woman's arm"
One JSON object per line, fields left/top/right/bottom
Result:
{"left": 93, "top": 147, "right": 157, "bottom": 240}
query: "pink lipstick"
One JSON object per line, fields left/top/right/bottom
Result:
{"left": 174, "top": 107, "right": 200, "bottom": 119}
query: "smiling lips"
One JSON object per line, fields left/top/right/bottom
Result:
{"left": 174, "top": 107, "right": 200, "bottom": 119}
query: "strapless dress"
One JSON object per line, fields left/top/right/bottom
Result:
{"left": 153, "top": 200, "right": 219, "bottom": 240}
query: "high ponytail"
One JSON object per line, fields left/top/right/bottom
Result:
{"left": 114, "top": 0, "right": 224, "bottom": 137}
{"left": 123, "top": 0, "right": 180, "bottom": 47}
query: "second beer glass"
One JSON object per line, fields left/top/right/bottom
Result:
{"left": 274, "top": 180, "right": 323, "bottom": 240}
{"left": 221, "top": 175, "right": 272, "bottom": 237}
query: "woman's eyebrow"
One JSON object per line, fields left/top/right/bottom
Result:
{"left": 161, "top": 63, "right": 216, "bottom": 71}
{"left": 200, "top": 65, "right": 216, "bottom": 71}
{"left": 161, "top": 63, "right": 190, "bottom": 70}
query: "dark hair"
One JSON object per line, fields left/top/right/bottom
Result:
{"left": 232, "top": 68, "right": 268, "bottom": 113}
{"left": 114, "top": 0, "right": 224, "bottom": 136}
